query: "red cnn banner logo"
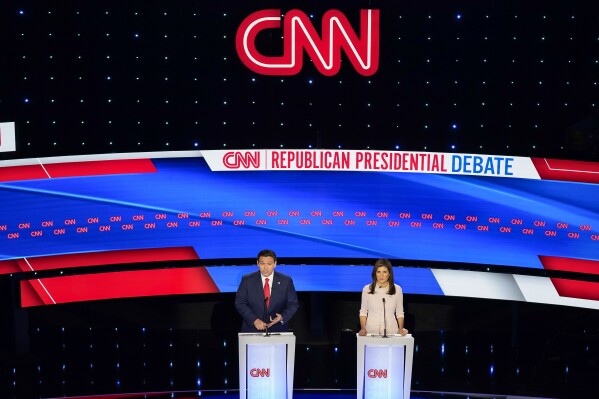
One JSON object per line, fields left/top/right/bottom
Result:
{"left": 222, "top": 151, "right": 261, "bottom": 169}
{"left": 250, "top": 368, "right": 270, "bottom": 377}
{"left": 236, "top": 9, "right": 380, "bottom": 76}
{"left": 367, "top": 369, "right": 388, "bottom": 378}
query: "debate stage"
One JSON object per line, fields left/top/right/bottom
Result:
{"left": 47, "top": 390, "right": 557, "bottom": 399}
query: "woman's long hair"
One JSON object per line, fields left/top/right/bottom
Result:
{"left": 368, "top": 258, "right": 396, "bottom": 295}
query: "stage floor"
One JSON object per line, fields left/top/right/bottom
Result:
{"left": 46, "top": 390, "right": 557, "bottom": 399}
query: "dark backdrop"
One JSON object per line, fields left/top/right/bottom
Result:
{"left": 1, "top": 0, "right": 598, "bottom": 160}
{"left": 1, "top": 1, "right": 599, "bottom": 398}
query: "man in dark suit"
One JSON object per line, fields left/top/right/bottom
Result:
{"left": 235, "top": 249, "right": 299, "bottom": 332}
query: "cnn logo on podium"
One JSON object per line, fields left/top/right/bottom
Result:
{"left": 367, "top": 369, "right": 387, "bottom": 378}
{"left": 250, "top": 368, "right": 270, "bottom": 377}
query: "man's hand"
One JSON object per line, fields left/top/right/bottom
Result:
{"left": 267, "top": 313, "right": 283, "bottom": 326}
{"left": 253, "top": 318, "right": 268, "bottom": 330}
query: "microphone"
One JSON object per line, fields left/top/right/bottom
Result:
{"left": 264, "top": 297, "right": 270, "bottom": 336}
{"left": 382, "top": 298, "right": 388, "bottom": 338}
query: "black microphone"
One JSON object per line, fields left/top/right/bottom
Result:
{"left": 264, "top": 296, "right": 270, "bottom": 336}
{"left": 382, "top": 298, "right": 388, "bottom": 338}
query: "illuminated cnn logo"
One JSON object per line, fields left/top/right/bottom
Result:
{"left": 250, "top": 368, "right": 270, "bottom": 377}
{"left": 222, "top": 151, "right": 261, "bottom": 169}
{"left": 236, "top": 9, "right": 379, "bottom": 76}
{"left": 367, "top": 369, "right": 387, "bottom": 378}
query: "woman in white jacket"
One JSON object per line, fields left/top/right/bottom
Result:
{"left": 358, "top": 258, "right": 408, "bottom": 336}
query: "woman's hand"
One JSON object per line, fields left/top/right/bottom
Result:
{"left": 399, "top": 327, "right": 408, "bottom": 336}
{"left": 358, "top": 328, "right": 367, "bottom": 336}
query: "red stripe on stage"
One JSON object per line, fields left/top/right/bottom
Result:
{"left": 0, "top": 164, "right": 50, "bottom": 182}
{"left": 549, "top": 278, "right": 599, "bottom": 302}
{"left": 540, "top": 255, "right": 599, "bottom": 275}
{"left": 20, "top": 267, "right": 220, "bottom": 307}
{"left": 1, "top": 247, "right": 200, "bottom": 275}
{"left": 539, "top": 255, "right": 599, "bottom": 301}
{"left": 531, "top": 157, "right": 599, "bottom": 184}
{"left": 44, "top": 159, "right": 157, "bottom": 177}
{"left": 20, "top": 280, "right": 47, "bottom": 306}
{"left": 21, "top": 247, "right": 200, "bottom": 272}
{"left": 0, "top": 259, "right": 23, "bottom": 274}
{"left": 0, "top": 159, "right": 156, "bottom": 182}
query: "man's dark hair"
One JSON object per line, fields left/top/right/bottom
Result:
{"left": 257, "top": 249, "right": 277, "bottom": 262}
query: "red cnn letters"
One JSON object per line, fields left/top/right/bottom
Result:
{"left": 236, "top": 9, "right": 380, "bottom": 76}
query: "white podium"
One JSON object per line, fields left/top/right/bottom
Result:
{"left": 238, "top": 332, "right": 296, "bottom": 399}
{"left": 357, "top": 334, "right": 414, "bottom": 399}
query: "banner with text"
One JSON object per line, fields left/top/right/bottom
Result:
{"left": 202, "top": 149, "right": 540, "bottom": 179}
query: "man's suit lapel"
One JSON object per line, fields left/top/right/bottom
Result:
{"left": 269, "top": 275, "right": 283, "bottom": 305}
{"left": 253, "top": 272, "right": 263, "bottom": 298}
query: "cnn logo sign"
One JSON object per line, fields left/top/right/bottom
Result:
{"left": 236, "top": 9, "right": 379, "bottom": 76}
{"left": 222, "top": 151, "right": 261, "bottom": 169}
{"left": 250, "top": 368, "right": 270, "bottom": 377}
{"left": 367, "top": 369, "right": 387, "bottom": 378}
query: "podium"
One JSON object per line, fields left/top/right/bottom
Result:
{"left": 238, "top": 332, "right": 296, "bottom": 399}
{"left": 356, "top": 334, "right": 414, "bottom": 399}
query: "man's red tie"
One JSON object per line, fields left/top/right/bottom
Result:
{"left": 264, "top": 278, "right": 270, "bottom": 309}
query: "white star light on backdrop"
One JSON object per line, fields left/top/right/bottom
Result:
{"left": 7, "top": 5, "right": 598, "bottom": 158}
